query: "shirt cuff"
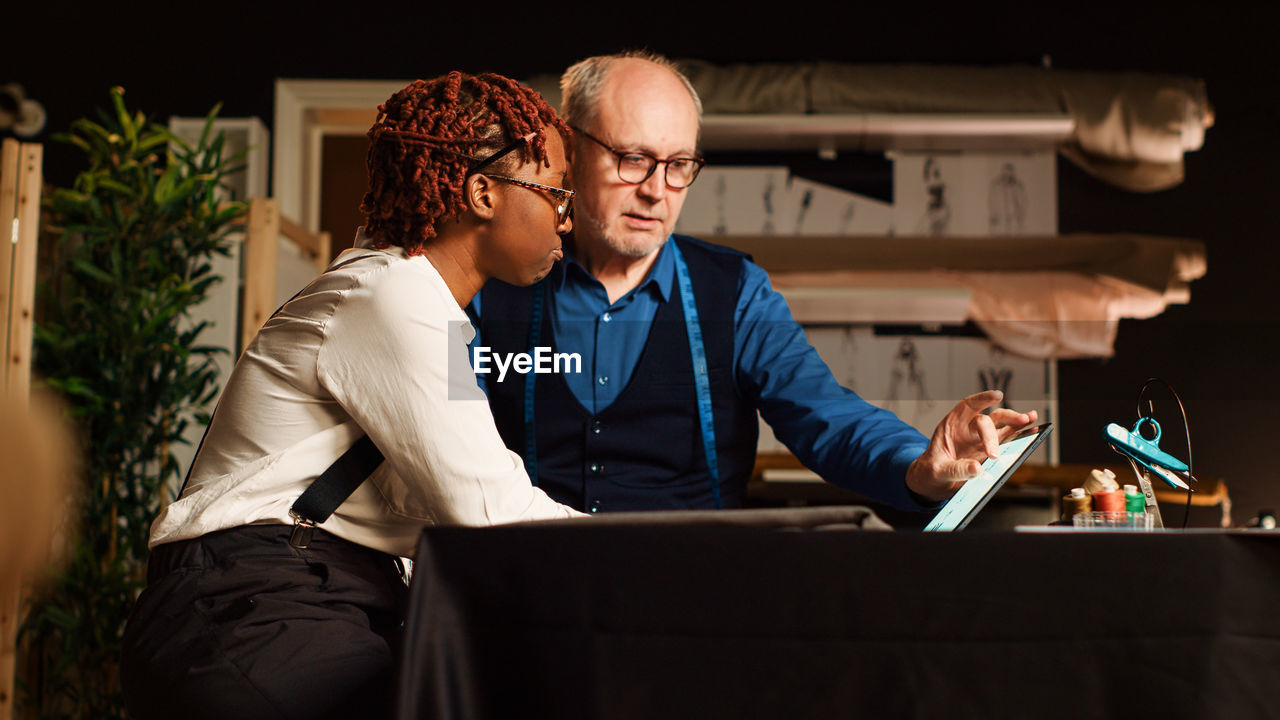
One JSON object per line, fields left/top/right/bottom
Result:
{"left": 888, "top": 443, "right": 942, "bottom": 513}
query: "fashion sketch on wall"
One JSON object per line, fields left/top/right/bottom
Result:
{"left": 893, "top": 152, "right": 1055, "bottom": 237}
{"left": 917, "top": 157, "right": 951, "bottom": 235}
{"left": 884, "top": 338, "right": 937, "bottom": 428}
{"left": 988, "top": 162, "right": 1028, "bottom": 234}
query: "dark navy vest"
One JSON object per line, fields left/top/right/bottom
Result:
{"left": 478, "top": 235, "right": 759, "bottom": 512}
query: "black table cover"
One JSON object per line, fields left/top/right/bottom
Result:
{"left": 395, "top": 507, "right": 1280, "bottom": 719}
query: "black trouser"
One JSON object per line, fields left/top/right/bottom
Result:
{"left": 121, "top": 524, "right": 408, "bottom": 720}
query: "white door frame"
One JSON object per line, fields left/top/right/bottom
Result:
{"left": 272, "top": 79, "right": 407, "bottom": 232}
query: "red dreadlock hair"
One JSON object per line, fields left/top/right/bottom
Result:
{"left": 360, "top": 71, "right": 570, "bottom": 255}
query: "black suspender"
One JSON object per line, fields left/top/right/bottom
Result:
{"left": 288, "top": 434, "right": 384, "bottom": 548}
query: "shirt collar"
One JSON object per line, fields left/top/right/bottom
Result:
{"left": 556, "top": 235, "right": 675, "bottom": 302}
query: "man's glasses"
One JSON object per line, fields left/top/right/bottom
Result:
{"left": 571, "top": 126, "right": 704, "bottom": 189}
{"left": 483, "top": 175, "right": 575, "bottom": 227}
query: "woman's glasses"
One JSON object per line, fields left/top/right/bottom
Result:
{"left": 483, "top": 175, "right": 574, "bottom": 227}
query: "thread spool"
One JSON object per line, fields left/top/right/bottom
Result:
{"left": 1124, "top": 484, "right": 1146, "bottom": 513}
{"left": 1093, "top": 489, "right": 1125, "bottom": 512}
{"left": 1061, "top": 487, "right": 1092, "bottom": 522}
{"left": 1084, "top": 468, "right": 1119, "bottom": 494}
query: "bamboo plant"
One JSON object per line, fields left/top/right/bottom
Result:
{"left": 20, "top": 86, "right": 246, "bottom": 719}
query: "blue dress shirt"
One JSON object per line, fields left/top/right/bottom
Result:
{"left": 471, "top": 235, "right": 932, "bottom": 510}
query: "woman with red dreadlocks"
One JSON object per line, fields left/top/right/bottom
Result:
{"left": 121, "top": 72, "right": 584, "bottom": 719}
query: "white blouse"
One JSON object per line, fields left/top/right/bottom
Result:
{"left": 149, "top": 245, "right": 582, "bottom": 558}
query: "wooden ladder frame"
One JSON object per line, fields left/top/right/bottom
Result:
{"left": 239, "top": 197, "right": 331, "bottom": 354}
{"left": 1, "top": 137, "right": 43, "bottom": 720}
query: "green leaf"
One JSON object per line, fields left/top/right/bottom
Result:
{"left": 95, "top": 177, "right": 136, "bottom": 198}
{"left": 223, "top": 143, "right": 254, "bottom": 168}
{"left": 163, "top": 175, "right": 204, "bottom": 207}
{"left": 111, "top": 86, "right": 135, "bottom": 144}
{"left": 71, "top": 117, "right": 112, "bottom": 145}
{"left": 152, "top": 167, "right": 178, "bottom": 205}
{"left": 137, "top": 132, "right": 169, "bottom": 153}
{"left": 205, "top": 133, "right": 227, "bottom": 171}
{"left": 58, "top": 132, "right": 94, "bottom": 155}
{"left": 220, "top": 161, "right": 249, "bottom": 179}
{"left": 38, "top": 604, "right": 80, "bottom": 631}
{"left": 213, "top": 202, "right": 248, "bottom": 224}
{"left": 197, "top": 101, "right": 223, "bottom": 149}
{"left": 70, "top": 258, "right": 114, "bottom": 284}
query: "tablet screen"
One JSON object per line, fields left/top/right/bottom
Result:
{"left": 923, "top": 423, "right": 1053, "bottom": 531}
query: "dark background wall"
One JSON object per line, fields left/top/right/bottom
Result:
{"left": 6, "top": 1, "right": 1276, "bottom": 525}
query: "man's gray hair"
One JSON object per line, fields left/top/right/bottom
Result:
{"left": 560, "top": 50, "right": 704, "bottom": 132}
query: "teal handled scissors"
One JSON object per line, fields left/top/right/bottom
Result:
{"left": 1103, "top": 418, "right": 1192, "bottom": 491}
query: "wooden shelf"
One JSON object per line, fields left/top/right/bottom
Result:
{"left": 722, "top": 234, "right": 1205, "bottom": 353}
{"left": 1006, "top": 462, "right": 1228, "bottom": 509}
{"left": 724, "top": 233, "right": 1205, "bottom": 296}
{"left": 699, "top": 113, "right": 1074, "bottom": 153}
{"left": 751, "top": 452, "right": 1230, "bottom": 525}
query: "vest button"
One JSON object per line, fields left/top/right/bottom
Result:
{"left": 589, "top": 500, "right": 602, "bottom": 513}
{"left": 592, "top": 421, "right": 603, "bottom": 434}
{"left": 589, "top": 462, "right": 603, "bottom": 473}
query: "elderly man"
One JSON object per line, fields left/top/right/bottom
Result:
{"left": 472, "top": 51, "right": 1036, "bottom": 514}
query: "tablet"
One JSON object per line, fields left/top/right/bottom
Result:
{"left": 923, "top": 422, "right": 1054, "bottom": 531}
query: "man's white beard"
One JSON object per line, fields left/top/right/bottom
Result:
{"left": 580, "top": 211, "right": 664, "bottom": 260}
